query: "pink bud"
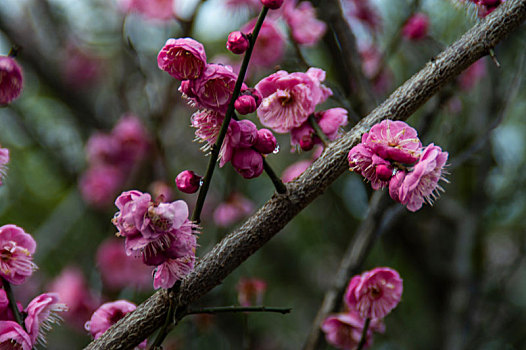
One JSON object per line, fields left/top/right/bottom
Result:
{"left": 299, "top": 134, "right": 315, "bottom": 151}
{"left": 261, "top": 0, "right": 283, "bottom": 9}
{"left": 230, "top": 119, "right": 258, "bottom": 148}
{"left": 402, "top": 13, "right": 429, "bottom": 41}
{"left": 227, "top": 31, "right": 250, "bottom": 55}
{"left": 175, "top": 170, "right": 201, "bottom": 194}
{"left": 375, "top": 164, "right": 393, "bottom": 181}
{"left": 232, "top": 148, "right": 264, "bottom": 179}
{"left": 235, "top": 95, "right": 257, "bottom": 115}
{"left": 0, "top": 56, "right": 23, "bottom": 105}
{"left": 254, "top": 129, "right": 277, "bottom": 154}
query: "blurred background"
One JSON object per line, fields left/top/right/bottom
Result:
{"left": 0, "top": 0, "right": 525, "bottom": 349}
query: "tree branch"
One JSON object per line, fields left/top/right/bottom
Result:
{"left": 84, "top": 2, "right": 526, "bottom": 349}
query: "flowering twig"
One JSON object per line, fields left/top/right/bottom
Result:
{"left": 2, "top": 278, "right": 25, "bottom": 329}
{"left": 84, "top": 3, "right": 526, "bottom": 348}
{"left": 191, "top": 6, "right": 269, "bottom": 223}
{"left": 186, "top": 305, "right": 291, "bottom": 315}
{"left": 356, "top": 317, "right": 371, "bottom": 350}
{"left": 308, "top": 115, "right": 330, "bottom": 147}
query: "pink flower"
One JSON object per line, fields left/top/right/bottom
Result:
{"left": 242, "top": 18, "right": 285, "bottom": 68}
{"left": 402, "top": 13, "right": 429, "bottom": 41}
{"left": 348, "top": 142, "right": 391, "bottom": 190}
{"left": 0, "top": 321, "right": 32, "bottom": 350}
{"left": 0, "top": 56, "right": 23, "bottom": 105}
{"left": 291, "top": 122, "right": 315, "bottom": 151}
{"left": 96, "top": 239, "right": 153, "bottom": 291}
{"left": 321, "top": 311, "right": 384, "bottom": 350}
{"left": 153, "top": 255, "right": 195, "bottom": 289}
{"left": 316, "top": 108, "right": 349, "bottom": 140}
{"left": 0, "top": 147, "right": 9, "bottom": 186}
{"left": 344, "top": 267, "right": 403, "bottom": 320}
{"left": 85, "top": 300, "right": 146, "bottom": 347}
{"left": 282, "top": 159, "right": 312, "bottom": 183}
{"left": 365, "top": 120, "right": 421, "bottom": 164}
{"left": 458, "top": 58, "right": 486, "bottom": 91}
{"left": 191, "top": 109, "right": 224, "bottom": 147}
{"left": 85, "top": 133, "right": 120, "bottom": 166}
{"left": 175, "top": 170, "right": 202, "bottom": 194}
{"left": 48, "top": 267, "right": 99, "bottom": 330}
{"left": 237, "top": 278, "right": 267, "bottom": 306}
{"left": 231, "top": 148, "right": 264, "bottom": 179}
{"left": 79, "top": 165, "right": 124, "bottom": 208}
{"left": 213, "top": 193, "right": 254, "bottom": 227}
{"left": 157, "top": 38, "right": 207, "bottom": 80}
{"left": 24, "top": 293, "right": 67, "bottom": 345}
{"left": 187, "top": 64, "right": 238, "bottom": 114}
{"left": 0, "top": 225, "right": 36, "bottom": 285}
{"left": 256, "top": 68, "right": 332, "bottom": 133}
{"left": 254, "top": 128, "right": 277, "bottom": 154}
{"left": 227, "top": 31, "right": 249, "bottom": 55}
{"left": 284, "top": 1, "right": 326, "bottom": 46}
{"left": 394, "top": 143, "right": 448, "bottom": 212}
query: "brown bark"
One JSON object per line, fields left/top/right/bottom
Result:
{"left": 85, "top": 1, "right": 526, "bottom": 348}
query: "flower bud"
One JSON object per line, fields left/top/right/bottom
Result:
{"left": 375, "top": 164, "right": 393, "bottom": 181}
{"left": 299, "top": 134, "right": 314, "bottom": 151}
{"left": 175, "top": 170, "right": 201, "bottom": 194}
{"left": 232, "top": 149, "right": 264, "bottom": 179}
{"left": 254, "top": 129, "right": 277, "bottom": 154}
{"left": 226, "top": 31, "right": 249, "bottom": 55}
{"left": 402, "top": 13, "right": 429, "bottom": 41}
{"left": 261, "top": 0, "right": 283, "bottom": 10}
{"left": 235, "top": 95, "right": 257, "bottom": 115}
{"left": 0, "top": 56, "right": 23, "bottom": 105}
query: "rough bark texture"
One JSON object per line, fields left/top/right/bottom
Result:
{"left": 85, "top": 1, "right": 526, "bottom": 349}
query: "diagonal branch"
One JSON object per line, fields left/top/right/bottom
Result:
{"left": 84, "top": 1, "right": 526, "bottom": 349}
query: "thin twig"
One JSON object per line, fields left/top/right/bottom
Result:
{"left": 356, "top": 318, "right": 371, "bottom": 350}
{"left": 309, "top": 115, "right": 330, "bottom": 147}
{"left": 186, "top": 305, "right": 291, "bottom": 315}
{"left": 2, "top": 278, "right": 25, "bottom": 329}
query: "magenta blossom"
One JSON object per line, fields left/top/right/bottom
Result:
{"left": 256, "top": 68, "right": 332, "bottom": 133}
{"left": 345, "top": 267, "right": 403, "bottom": 320}
{"left": 402, "top": 13, "right": 429, "bottom": 41}
{"left": 0, "top": 225, "right": 37, "bottom": 285}
{"left": 254, "top": 128, "right": 277, "bottom": 154}
{"left": 348, "top": 142, "right": 392, "bottom": 190}
{"left": 0, "top": 56, "right": 23, "bottom": 105}
{"left": 213, "top": 193, "right": 254, "bottom": 227}
{"left": 85, "top": 300, "right": 146, "bottom": 347}
{"left": 0, "top": 147, "right": 9, "bottom": 186}
{"left": 231, "top": 148, "right": 264, "bottom": 179}
{"left": 153, "top": 255, "right": 195, "bottom": 289}
{"left": 0, "top": 321, "right": 32, "bottom": 350}
{"left": 227, "top": 31, "right": 249, "bottom": 55}
{"left": 235, "top": 95, "right": 257, "bottom": 115}
{"left": 364, "top": 120, "right": 421, "bottom": 164}
{"left": 96, "top": 239, "right": 153, "bottom": 291}
{"left": 191, "top": 109, "right": 224, "bottom": 148}
{"left": 237, "top": 278, "right": 267, "bottom": 306}
{"left": 24, "top": 293, "right": 67, "bottom": 346}
{"left": 392, "top": 143, "right": 448, "bottom": 212}
{"left": 284, "top": 1, "right": 326, "bottom": 46}
{"left": 321, "top": 311, "right": 385, "bottom": 350}
{"left": 158, "top": 38, "right": 207, "bottom": 80}
{"left": 242, "top": 18, "right": 285, "bottom": 68}
{"left": 176, "top": 170, "right": 202, "bottom": 194}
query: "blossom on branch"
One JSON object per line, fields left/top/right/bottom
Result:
{"left": 0, "top": 56, "right": 23, "bottom": 105}
{"left": 0, "top": 225, "right": 37, "bottom": 285}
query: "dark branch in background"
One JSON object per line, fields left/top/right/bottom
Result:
{"left": 186, "top": 305, "right": 291, "bottom": 315}
{"left": 84, "top": 2, "right": 526, "bottom": 349}
{"left": 309, "top": 0, "right": 377, "bottom": 116}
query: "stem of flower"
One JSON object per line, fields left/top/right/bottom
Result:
{"left": 262, "top": 157, "right": 287, "bottom": 194}
{"left": 2, "top": 278, "right": 25, "bottom": 329}
{"left": 186, "top": 305, "right": 291, "bottom": 315}
{"left": 191, "top": 6, "right": 269, "bottom": 224}
{"left": 308, "top": 114, "right": 330, "bottom": 147}
{"left": 356, "top": 317, "right": 371, "bottom": 350}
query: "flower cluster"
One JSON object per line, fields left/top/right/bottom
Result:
{"left": 0, "top": 56, "right": 23, "bottom": 105}
{"left": 0, "top": 225, "right": 66, "bottom": 348}
{"left": 85, "top": 300, "right": 147, "bottom": 348}
{"left": 322, "top": 267, "right": 402, "bottom": 349}
{"left": 112, "top": 190, "right": 197, "bottom": 289}
{"left": 348, "top": 120, "right": 448, "bottom": 212}
{"left": 79, "top": 115, "right": 150, "bottom": 208}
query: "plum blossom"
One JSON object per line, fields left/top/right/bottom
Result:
{"left": 153, "top": 255, "right": 195, "bottom": 289}
{"left": 321, "top": 312, "right": 384, "bottom": 350}
{"left": 227, "top": 31, "right": 249, "bottom": 55}
{"left": 242, "top": 18, "right": 285, "bottom": 68}
{"left": 0, "top": 225, "right": 37, "bottom": 285}
{"left": 254, "top": 128, "right": 277, "bottom": 154}
{"left": 256, "top": 68, "right": 332, "bottom": 133}
{"left": 0, "top": 321, "right": 32, "bottom": 350}
{"left": 0, "top": 56, "right": 23, "bottom": 105}
{"left": 158, "top": 38, "right": 207, "bottom": 80}
{"left": 237, "top": 278, "right": 267, "bottom": 306}
{"left": 345, "top": 267, "right": 403, "bottom": 320}
{"left": 176, "top": 170, "right": 202, "bottom": 194}
{"left": 0, "top": 147, "right": 9, "bottom": 186}
{"left": 284, "top": 0, "right": 326, "bottom": 46}
{"left": 390, "top": 144, "right": 448, "bottom": 212}
{"left": 85, "top": 300, "right": 146, "bottom": 348}
{"left": 231, "top": 148, "right": 264, "bottom": 179}
{"left": 24, "top": 293, "right": 67, "bottom": 346}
